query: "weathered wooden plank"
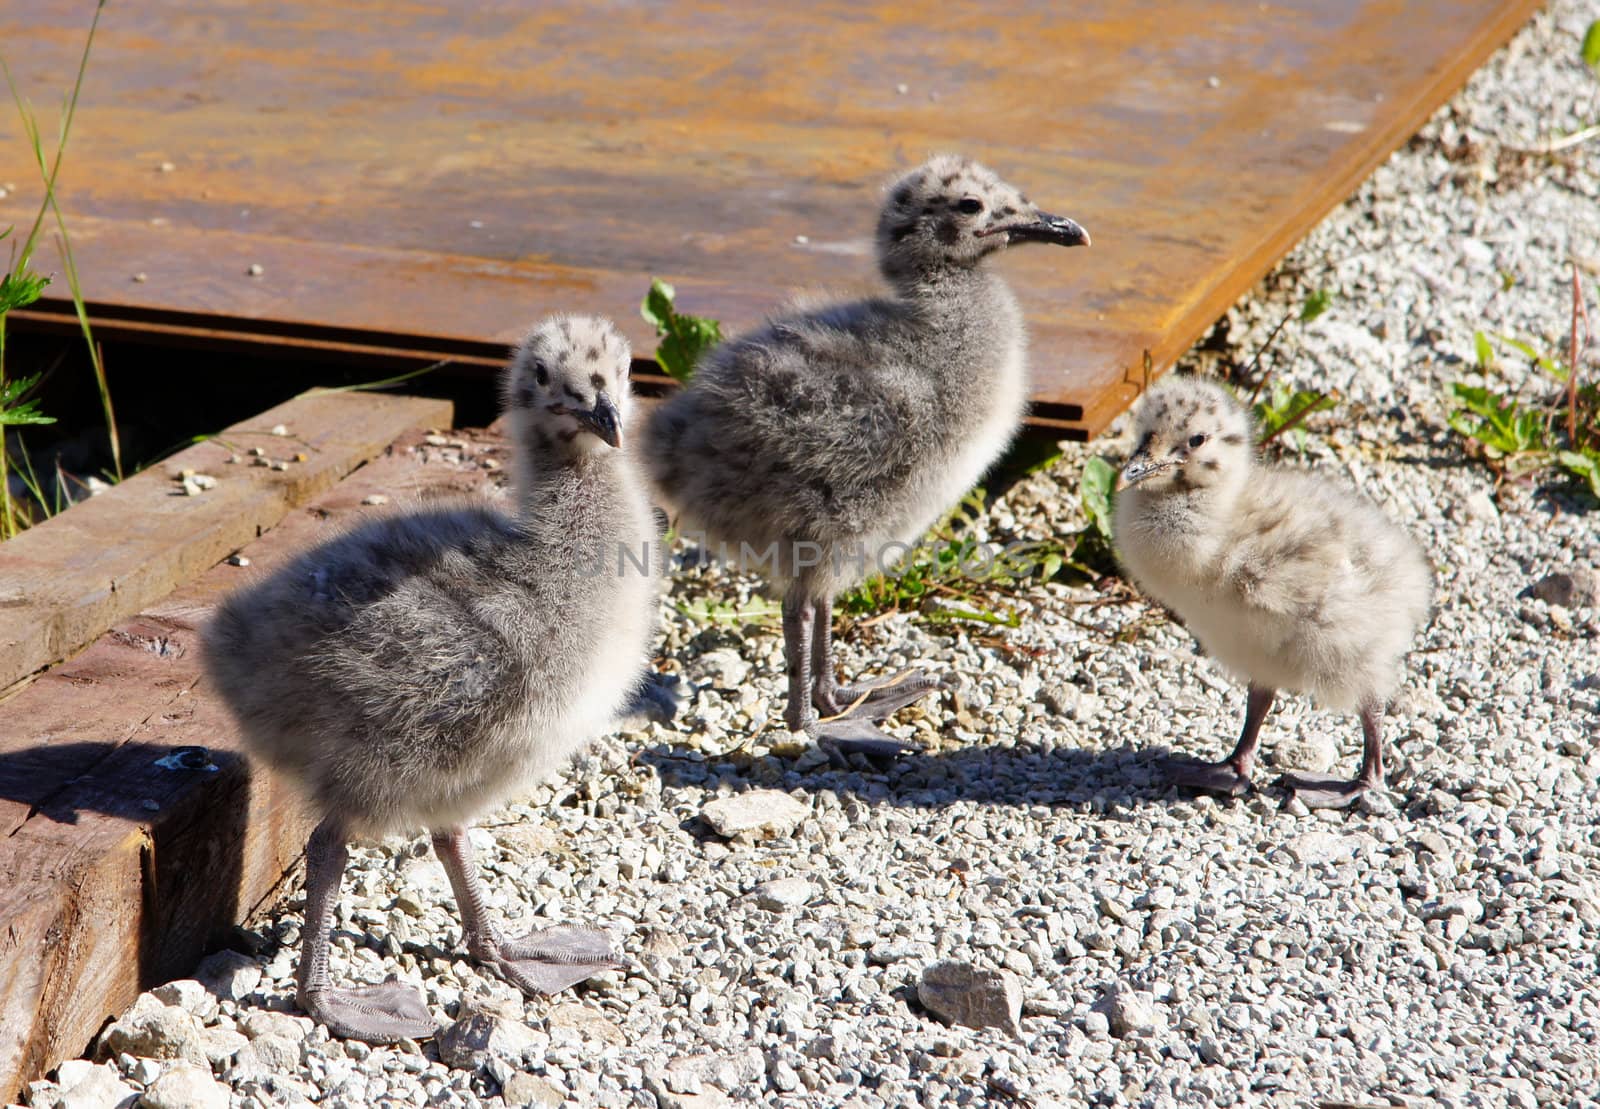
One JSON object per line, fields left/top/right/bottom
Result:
{"left": 0, "top": 0, "right": 1541, "bottom": 436}
{"left": 0, "top": 389, "right": 453, "bottom": 693}
{"left": 0, "top": 425, "right": 505, "bottom": 1102}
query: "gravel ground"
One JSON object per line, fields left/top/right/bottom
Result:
{"left": 22, "top": 5, "right": 1600, "bottom": 1108}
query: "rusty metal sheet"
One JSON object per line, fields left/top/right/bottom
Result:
{"left": 0, "top": 1, "right": 1539, "bottom": 438}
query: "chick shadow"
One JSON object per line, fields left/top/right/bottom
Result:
{"left": 637, "top": 734, "right": 1185, "bottom": 817}
{"left": 0, "top": 739, "right": 255, "bottom": 989}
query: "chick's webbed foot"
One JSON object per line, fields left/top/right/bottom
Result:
{"left": 1162, "top": 685, "right": 1272, "bottom": 799}
{"left": 299, "top": 980, "right": 436, "bottom": 1043}
{"left": 1278, "top": 772, "right": 1375, "bottom": 811}
{"left": 1162, "top": 756, "right": 1253, "bottom": 797}
{"left": 811, "top": 715, "right": 921, "bottom": 762}
{"left": 476, "top": 925, "right": 623, "bottom": 996}
{"left": 809, "top": 669, "right": 943, "bottom": 761}
{"left": 815, "top": 667, "right": 943, "bottom": 722}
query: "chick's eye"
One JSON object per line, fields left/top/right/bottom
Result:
{"left": 1188, "top": 433, "right": 1208, "bottom": 449}
{"left": 956, "top": 197, "right": 984, "bottom": 215}
{"left": 534, "top": 362, "right": 549, "bottom": 386}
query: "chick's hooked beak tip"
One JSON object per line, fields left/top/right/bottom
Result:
{"left": 581, "top": 392, "right": 623, "bottom": 448}
{"left": 1008, "top": 211, "right": 1090, "bottom": 248}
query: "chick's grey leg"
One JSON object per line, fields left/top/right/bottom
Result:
{"left": 781, "top": 586, "right": 818, "bottom": 734}
{"left": 432, "top": 826, "right": 620, "bottom": 996}
{"left": 296, "top": 816, "right": 435, "bottom": 1042}
{"left": 790, "top": 589, "right": 920, "bottom": 759}
{"left": 809, "top": 598, "right": 941, "bottom": 721}
{"left": 1280, "top": 697, "right": 1386, "bottom": 811}
{"left": 1164, "top": 683, "right": 1273, "bottom": 797}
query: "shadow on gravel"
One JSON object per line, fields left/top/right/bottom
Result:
{"left": 637, "top": 739, "right": 1184, "bottom": 814}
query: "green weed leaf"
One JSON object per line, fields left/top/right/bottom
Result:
{"left": 0, "top": 372, "right": 55, "bottom": 425}
{"left": 1300, "top": 288, "right": 1333, "bottom": 323}
{"left": 641, "top": 279, "right": 675, "bottom": 330}
{"left": 674, "top": 595, "right": 784, "bottom": 628}
{"left": 0, "top": 266, "right": 50, "bottom": 314}
{"left": 1253, "top": 381, "right": 1336, "bottom": 449}
{"left": 1447, "top": 382, "right": 1548, "bottom": 458}
{"left": 641, "top": 278, "right": 722, "bottom": 383}
{"left": 1582, "top": 19, "right": 1600, "bottom": 74}
{"left": 1079, "top": 456, "right": 1116, "bottom": 541}
{"left": 1473, "top": 330, "right": 1495, "bottom": 371}
{"left": 1557, "top": 450, "right": 1600, "bottom": 498}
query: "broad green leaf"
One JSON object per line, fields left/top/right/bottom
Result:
{"left": 656, "top": 333, "right": 694, "bottom": 383}
{"left": 641, "top": 278, "right": 675, "bottom": 329}
{"left": 1582, "top": 19, "right": 1600, "bottom": 73}
{"left": 1079, "top": 456, "right": 1117, "bottom": 540}
{"left": 640, "top": 278, "right": 723, "bottom": 383}
{"left": 1557, "top": 450, "right": 1600, "bottom": 498}
{"left": 1300, "top": 288, "right": 1333, "bottom": 323}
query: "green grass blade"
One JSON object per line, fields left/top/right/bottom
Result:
{"left": 306, "top": 359, "right": 452, "bottom": 395}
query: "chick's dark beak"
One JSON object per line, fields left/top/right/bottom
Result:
{"left": 580, "top": 392, "right": 622, "bottom": 448}
{"left": 1116, "top": 454, "right": 1166, "bottom": 491}
{"left": 1008, "top": 210, "right": 1090, "bottom": 247}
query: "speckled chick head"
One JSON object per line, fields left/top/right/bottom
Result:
{"left": 1119, "top": 375, "right": 1255, "bottom": 498}
{"left": 875, "top": 155, "right": 1088, "bottom": 289}
{"left": 503, "top": 315, "right": 632, "bottom": 457}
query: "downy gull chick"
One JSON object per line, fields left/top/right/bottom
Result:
{"left": 203, "top": 316, "right": 659, "bottom": 1040}
{"left": 643, "top": 154, "right": 1088, "bottom": 755}
{"left": 1111, "top": 374, "right": 1433, "bottom": 809}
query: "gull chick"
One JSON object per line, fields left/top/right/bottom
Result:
{"left": 203, "top": 316, "right": 659, "bottom": 1041}
{"left": 1111, "top": 375, "right": 1432, "bottom": 809}
{"left": 643, "top": 154, "right": 1089, "bottom": 755}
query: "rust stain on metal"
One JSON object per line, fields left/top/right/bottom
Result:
{"left": 0, "top": 1, "right": 1540, "bottom": 438}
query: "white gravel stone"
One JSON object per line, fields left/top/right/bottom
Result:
{"left": 501, "top": 1071, "right": 565, "bottom": 1107}
{"left": 137, "top": 1061, "right": 228, "bottom": 1109}
{"left": 693, "top": 647, "right": 752, "bottom": 688}
{"left": 545, "top": 1001, "right": 626, "bottom": 1048}
{"left": 1092, "top": 982, "right": 1161, "bottom": 1038}
{"left": 149, "top": 981, "right": 218, "bottom": 1025}
{"left": 197, "top": 1028, "right": 246, "bottom": 1069}
{"left": 917, "top": 961, "right": 1023, "bottom": 1036}
{"left": 56, "top": 1063, "right": 136, "bottom": 1109}
{"left": 700, "top": 789, "right": 809, "bottom": 840}
{"left": 1272, "top": 731, "right": 1339, "bottom": 774}
{"left": 193, "top": 951, "right": 261, "bottom": 1003}
{"left": 98, "top": 996, "right": 207, "bottom": 1068}
{"left": 753, "top": 877, "right": 815, "bottom": 910}
{"left": 236, "top": 1010, "right": 309, "bottom": 1043}
{"left": 126, "top": 1058, "right": 161, "bottom": 1087}
{"left": 436, "top": 1010, "right": 539, "bottom": 1071}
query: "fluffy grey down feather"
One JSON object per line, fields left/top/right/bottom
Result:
{"left": 641, "top": 154, "right": 1084, "bottom": 598}
{"left": 203, "top": 316, "right": 659, "bottom": 838}
{"left": 1113, "top": 374, "right": 1434, "bottom": 712}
